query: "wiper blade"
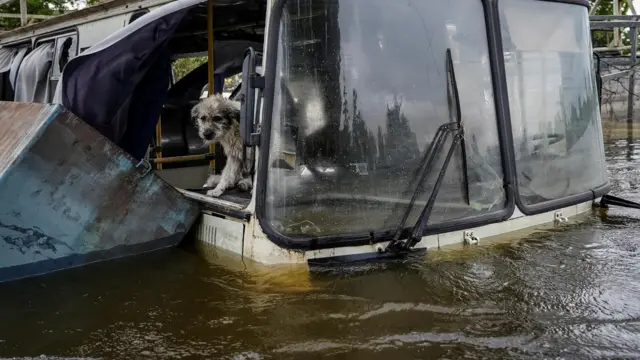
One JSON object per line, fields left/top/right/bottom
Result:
{"left": 385, "top": 48, "right": 467, "bottom": 253}
{"left": 447, "top": 49, "right": 471, "bottom": 206}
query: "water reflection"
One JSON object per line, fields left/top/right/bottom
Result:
{"left": 2, "top": 141, "right": 640, "bottom": 359}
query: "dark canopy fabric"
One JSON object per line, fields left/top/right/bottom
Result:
{"left": 56, "top": 0, "right": 201, "bottom": 160}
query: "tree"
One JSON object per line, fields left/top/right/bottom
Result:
{"left": 384, "top": 94, "right": 419, "bottom": 164}
{"left": 377, "top": 126, "right": 386, "bottom": 165}
{"left": 0, "top": 0, "right": 72, "bottom": 30}
{"left": 590, "top": 0, "right": 632, "bottom": 48}
{"left": 172, "top": 56, "right": 207, "bottom": 82}
{"left": 171, "top": 56, "right": 240, "bottom": 91}
{"left": 338, "top": 83, "right": 351, "bottom": 164}
{"left": 589, "top": 0, "right": 631, "bottom": 16}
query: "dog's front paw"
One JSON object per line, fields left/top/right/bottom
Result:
{"left": 237, "top": 178, "right": 253, "bottom": 192}
{"left": 206, "top": 188, "right": 224, "bottom": 197}
{"left": 203, "top": 175, "right": 221, "bottom": 188}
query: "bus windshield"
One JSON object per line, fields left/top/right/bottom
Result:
{"left": 262, "top": 0, "right": 508, "bottom": 238}
{"left": 499, "top": 0, "right": 608, "bottom": 206}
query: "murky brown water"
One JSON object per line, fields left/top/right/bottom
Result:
{"left": 2, "top": 141, "right": 640, "bottom": 360}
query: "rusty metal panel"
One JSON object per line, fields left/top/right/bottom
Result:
{"left": 0, "top": 102, "right": 54, "bottom": 179}
{"left": 0, "top": 101, "right": 201, "bottom": 283}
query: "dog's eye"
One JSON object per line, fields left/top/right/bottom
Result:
{"left": 213, "top": 115, "right": 223, "bottom": 122}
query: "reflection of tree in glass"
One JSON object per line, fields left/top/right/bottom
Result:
{"left": 383, "top": 94, "right": 420, "bottom": 165}
{"left": 338, "top": 84, "right": 351, "bottom": 165}
{"left": 297, "top": 71, "right": 418, "bottom": 175}
{"left": 351, "top": 89, "right": 372, "bottom": 165}
{"left": 562, "top": 84, "right": 595, "bottom": 150}
{"left": 336, "top": 85, "right": 373, "bottom": 167}
{"left": 331, "top": 87, "right": 419, "bottom": 171}
{"left": 377, "top": 126, "right": 386, "bottom": 166}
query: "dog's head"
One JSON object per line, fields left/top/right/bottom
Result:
{"left": 191, "top": 94, "right": 241, "bottom": 144}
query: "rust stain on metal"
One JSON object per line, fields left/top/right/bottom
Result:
{"left": 0, "top": 102, "right": 54, "bottom": 178}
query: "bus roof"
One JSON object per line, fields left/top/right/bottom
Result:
{"left": 0, "top": 0, "right": 177, "bottom": 45}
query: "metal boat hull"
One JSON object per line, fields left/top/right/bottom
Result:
{"left": 0, "top": 102, "right": 201, "bottom": 283}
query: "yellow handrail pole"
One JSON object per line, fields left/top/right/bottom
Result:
{"left": 152, "top": 153, "right": 215, "bottom": 164}
{"left": 155, "top": 116, "right": 163, "bottom": 170}
{"left": 207, "top": 0, "right": 216, "bottom": 170}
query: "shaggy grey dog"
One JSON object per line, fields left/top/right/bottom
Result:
{"left": 191, "top": 94, "right": 254, "bottom": 197}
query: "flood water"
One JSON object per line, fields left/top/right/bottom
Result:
{"left": 2, "top": 141, "right": 640, "bottom": 359}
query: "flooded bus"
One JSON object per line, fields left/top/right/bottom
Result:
{"left": 0, "top": 0, "right": 611, "bottom": 270}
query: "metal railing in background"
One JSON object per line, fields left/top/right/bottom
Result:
{"left": 591, "top": 15, "right": 640, "bottom": 138}
{"left": 0, "top": 0, "right": 43, "bottom": 27}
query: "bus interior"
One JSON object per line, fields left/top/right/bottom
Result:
{"left": 0, "top": 0, "right": 269, "bottom": 215}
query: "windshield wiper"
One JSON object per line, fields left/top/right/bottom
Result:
{"left": 385, "top": 48, "right": 466, "bottom": 253}
{"left": 385, "top": 122, "right": 465, "bottom": 252}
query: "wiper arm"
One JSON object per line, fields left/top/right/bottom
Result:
{"left": 385, "top": 48, "right": 467, "bottom": 253}
{"left": 385, "top": 122, "right": 464, "bottom": 253}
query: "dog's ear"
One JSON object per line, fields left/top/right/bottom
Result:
{"left": 191, "top": 113, "right": 201, "bottom": 126}
{"left": 190, "top": 103, "right": 206, "bottom": 125}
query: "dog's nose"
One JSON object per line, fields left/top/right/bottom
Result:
{"left": 202, "top": 129, "right": 214, "bottom": 140}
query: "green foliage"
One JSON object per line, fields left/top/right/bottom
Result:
{"left": 0, "top": 0, "right": 76, "bottom": 30}
{"left": 171, "top": 56, "right": 241, "bottom": 91}
{"left": 172, "top": 56, "right": 207, "bottom": 82}
{"left": 589, "top": 0, "right": 631, "bottom": 15}
{"left": 0, "top": 0, "right": 116, "bottom": 31}
{"left": 589, "top": 0, "right": 632, "bottom": 48}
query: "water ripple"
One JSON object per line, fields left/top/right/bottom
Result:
{"left": 3, "top": 141, "right": 640, "bottom": 358}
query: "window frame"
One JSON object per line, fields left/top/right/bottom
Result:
{"left": 495, "top": 0, "right": 610, "bottom": 216}
{"left": 254, "top": 0, "right": 524, "bottom": 251}
{"left": 33, "top": 29, "right": 79, "bottom": 102}
{"left": 51, "top": 33, "right": 79, "bottom": 80}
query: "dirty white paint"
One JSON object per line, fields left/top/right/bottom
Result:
{"left": 194, "top": 199, "right": 599, "bottom": 265}
{"left": 197, "top": 213, "right": 245, "bottom": 256}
